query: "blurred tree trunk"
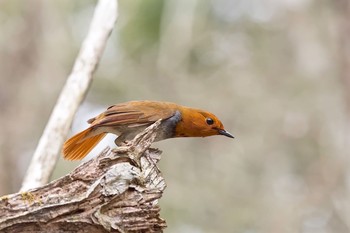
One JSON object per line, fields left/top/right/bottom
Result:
{"left": 21, "top": 0, "right": 118, "bottom": 192}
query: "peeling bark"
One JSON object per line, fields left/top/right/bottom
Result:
{"left": 0, "top": 121, "right": 167, "bottom": 233}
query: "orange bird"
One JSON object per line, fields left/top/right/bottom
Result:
{"left": 62, "top": 100, "right": 234, "bottom": 160}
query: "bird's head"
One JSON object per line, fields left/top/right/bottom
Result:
{"left": 175, "top": 107, "right": 234, "bottom": 139}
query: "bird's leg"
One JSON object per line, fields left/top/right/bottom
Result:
{"left": 114, "top": 135, "right": 128, "bottom": 146}
{"left": 111, "top": 135, "right": 129, "bottom": 154}
{"left": 112, "top": 135, "right": 141, "bottom": 168}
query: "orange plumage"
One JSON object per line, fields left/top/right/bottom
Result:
{"left": 62, "top": 100, "right": 233, "bottom": 160}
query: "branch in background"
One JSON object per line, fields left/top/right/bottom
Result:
{"left": 1, "top": 121, "right": 167, "bottom": 233}
{"left": 21, "top": 0, "right": 118, "bottom": 191}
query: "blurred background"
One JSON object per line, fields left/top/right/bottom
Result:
{"left": 1, "top": 0, "right": 350, "bottom": 232}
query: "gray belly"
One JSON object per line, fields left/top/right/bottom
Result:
{"left": 154, "top": 110, "right": 181, "bottom": 141}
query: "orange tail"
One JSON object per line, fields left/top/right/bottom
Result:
{"left": 62, "top": 127, "right": 106, "bottom": 160}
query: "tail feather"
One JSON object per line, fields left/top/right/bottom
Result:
{"left": 63, "top": 127, "right": 106, "bottom": 160}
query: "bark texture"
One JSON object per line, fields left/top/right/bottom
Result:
{"left": 0, "top": 121, "right": 167, "bottom": 233}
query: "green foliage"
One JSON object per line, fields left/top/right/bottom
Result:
{"left": 120, "top": 0, "right": 164, "bottom": 59}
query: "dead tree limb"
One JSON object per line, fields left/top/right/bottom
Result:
{"left": 21, "top": 0, "right": 118, "bottom": 191}
{"left": 1, "top": 121, "right": 167, "bottom": 233}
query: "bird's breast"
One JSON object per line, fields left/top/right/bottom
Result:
{"left": 155, "top": 110, "right": 182, "bottom": 141}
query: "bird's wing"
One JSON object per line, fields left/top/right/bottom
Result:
{"left": 88, "top": 101, "right": 178, "bottom": 128}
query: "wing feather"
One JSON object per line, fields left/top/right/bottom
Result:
{"left": 89, "top": 101, "right": 178, "bottom": 128}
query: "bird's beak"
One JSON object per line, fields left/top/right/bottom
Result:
{"left": 218, "top": 129, "right": 234, "bottom": 138}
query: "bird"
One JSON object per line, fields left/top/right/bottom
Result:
{"left": 62, "top": 100, "right": 234, "bottom": 160}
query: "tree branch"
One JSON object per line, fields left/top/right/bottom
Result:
{"left": 1, "top": 121, "right": 167, "bottom": 233}
{"left": 21, "top": 0, "right": 118, "bottom": 191}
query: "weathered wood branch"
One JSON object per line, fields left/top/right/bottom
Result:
{"left": 1, "top": 121, "right": 167, "bottom": 233}
{"left": 21, "top": 0, "right": 118, "bottom": 191}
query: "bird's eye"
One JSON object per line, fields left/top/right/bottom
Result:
{"left": 206, "top": 118, "right": 214, "bottom": 125}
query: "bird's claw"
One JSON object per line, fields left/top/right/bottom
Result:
{"left": 130, "top": 156, "right": 142, "bottom": 168}
{"left": 111, "top": 147, "right": 142, "bottom": 169}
